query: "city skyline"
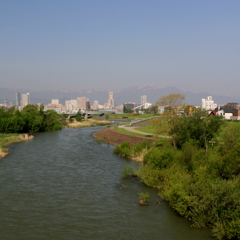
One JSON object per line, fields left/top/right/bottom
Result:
{"left": 1, "top": 1, "right": 240, "bottom": 96}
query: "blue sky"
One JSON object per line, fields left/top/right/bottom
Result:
{"left": 1, "top": 0, "right": 239, "bottom": 96}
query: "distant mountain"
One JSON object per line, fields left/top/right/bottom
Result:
{"left": 0, "top": 85, "right": 239, "bottom": 107}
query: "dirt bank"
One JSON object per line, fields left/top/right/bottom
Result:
{"left": 93, "top": 126, "right": 156, "bottom": 146}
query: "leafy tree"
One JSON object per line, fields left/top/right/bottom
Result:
{"left": 76, "top": 110, "right": 83, "bottom": 122}
{"left": 44, "top": 110, "right": 62, "bottom": 130}
{"left": 174, "top": 108, "right": 224, "bottom": 150}
{"left": 152, "top": 93, "right": 186, "bottom": 148}
{"left": 223, "top": 102, "right": 238, "bottom": 108}
{"left": 217, "top": 124, "right": 240, "bottom": 179}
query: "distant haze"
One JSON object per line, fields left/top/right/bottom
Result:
{"left": 1, "top": 85, "right": 239, "bottom": 107}
{"left": 1, "top": 1, "right": 240, "bottom": 96}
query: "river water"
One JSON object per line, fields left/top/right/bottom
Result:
{"left": 0, "top": 127, "right": 214, "bottom": 240}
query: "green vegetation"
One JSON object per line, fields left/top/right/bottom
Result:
{"left": 0, "top": 105, "right": 63, "bottom": 134}
{"left": 121, "top": 165, "right": 135, "bottom": 179}
{"left": 103, "top": 113, "right": 158, "bottom": 120}
{"left": 0, "top": 133, "right": 19, "bottom": 138}
{"left": 138, "top": 192, "right": 150, "bottom": 204}
{"left": 113, "top": 95, "right": 240, "bottom": 239}
{"left": 135, "top": 125, "right": 158, "bottom": 134}
{"left": 75, "top": 110, "right": 83, "bottom": 122}
{"left": 114, "top": 141, "right": 153, "bottom": 159}
{"left": 113, "top": 125, "right": 153, "bottom": 137}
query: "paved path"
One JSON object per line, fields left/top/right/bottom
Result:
{"left": 118, "top": 124, "right": 172, "bottom": 139}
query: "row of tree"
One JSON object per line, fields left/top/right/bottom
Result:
{"left": 0, "top": 105, "right": 64, "bottom": 133}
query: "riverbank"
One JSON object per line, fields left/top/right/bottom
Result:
{"left": 0, "top": 134, "right": 34, "bottom": 159}
{"left": 94, "top": 126, "right": 157, "bottom": 146}
{"left": 67, "top": 119, "right": 114, "bottom": 128}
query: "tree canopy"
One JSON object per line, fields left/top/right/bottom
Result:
{"left": 0, "top": 105, "right": 63, "bottom": 134}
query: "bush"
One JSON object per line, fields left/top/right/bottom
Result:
{"left": 52, "top": 124, "right": 62, "bottom": 130}
{"left": 121, "top": 165, "right": 134, "bottom": 179}
{"left": 133, "top": 141, "right": 151, "bottom": 155}
{"left": 114, "top": 142, "right": 132, "bottom": 158}
{"left": 138, "top": 192, "right": 150, "bottom": 204}
{"left": 143, "top": 145, "right": 177, "bottom": 170}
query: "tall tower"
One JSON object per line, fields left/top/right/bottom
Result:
{"left": 108, "top": 91, "right": 114, "bottom": 108}
{"left": 4, "top": 98, "right": 8, "bottom": 108}
{"left": 22, "top": 92, "right": 30, "bottom": 107}
{"left": 16, "top": 92, "right": 21, "bottom": 106}
{"left": 141, "top": 95, "right": 147, "bottom": 104}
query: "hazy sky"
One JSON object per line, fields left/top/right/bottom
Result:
{"left": 1, "top": 0, "right": 239, "bottom": 96}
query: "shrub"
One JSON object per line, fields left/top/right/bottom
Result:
{"left": 138, "top": 192, "right": 150, "bottom": 204}
{"left": 114, "top": 142, "right": 132, "bottom": 158}
{"left": 143, "top": 145, "right": 177, "bottom": 170}
{"left": 133, "top": 141, "right": 151, "bottom": 155}
{"left": 121, "top": 165, "right": 134, "bottom": 179}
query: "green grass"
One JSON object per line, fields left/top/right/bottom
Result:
{"left": 101, "top": 113, "right": 159, "bottom": 120}
{"left": 135, "top": 125, "right": 158, "bottom": 134}
{"left": 113, "top": 125, "right": 154, "bottom": 138}
{"left": 0, "top": 133, "right": 22, "bottom": 152}
{"left": 0, "top": 133, "right": 19, "bottom": 139}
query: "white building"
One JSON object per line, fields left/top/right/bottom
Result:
{"left": 92, "top": 100, "right": 99, "bottom": 110}
{"left": 141, "top": 95, "right": 147, "bottom": 104}
{"left": 65, "top": 99, "right": 77, "bottom": 109}
{"left": 22, "top": 92, "right": 30, "bottom": 107}
{"left": 201, "top": 96, "right": 217, "bottom": 110}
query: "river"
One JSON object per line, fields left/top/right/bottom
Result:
{"left": 0, "top": 127, "right": 214, "bottom": 240}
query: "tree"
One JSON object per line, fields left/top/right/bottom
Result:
{"left": 223, "top": 102, "right": 238, "bottom": 108}
{"left": 174, "top": 108, "right": 224, "bottom": 150}
{"left": 21, "top": 105, "right": 44, "bottom": 133}
{"left": 152, "top": 93, "right": 186, "bottom": 148}
{"left": 76, "top": 110, "right": 83, "bottom": 122}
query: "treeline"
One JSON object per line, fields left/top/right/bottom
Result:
{"left": 0, "top": 105, "right": 64, "bottom": 133}
{"left": 114, "top": 110, "right": 240, "bottom": 239}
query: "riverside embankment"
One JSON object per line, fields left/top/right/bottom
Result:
{"left": 93, "top": 126, "right": 157, "bottom": 146}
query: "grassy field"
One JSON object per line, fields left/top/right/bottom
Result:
{"left": 0, "top": 133, "right": 19, "bottom": 139}
{"left": 135, "top": 125, "right": 158, "bottom": 134}
{"left": 113, "top": 125, "right": 155, "bottom": 138}
{"left": 94, "top": 113, "right": 159, "bottom": 120}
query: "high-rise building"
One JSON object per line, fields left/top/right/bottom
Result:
{"left": 141, "top": 95, "right": 147, "bottom": 104}
{"left": 77, "top": 97, "right": 87, "bottom": 109}
{"left": 108, "top": 91, "right": 114, "bottom": 108}
{"left": 22, "top": 92, "right": 30, "bottom": 107}
{"left": 16, "top": 92, "right": 21, "bottom": 106}
{"left": 92, "top": 100, "right": 99, "bottom": 110}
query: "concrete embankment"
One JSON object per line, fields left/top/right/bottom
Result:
{"left": 93, "top": 126, "right": 156, "bottom": 146}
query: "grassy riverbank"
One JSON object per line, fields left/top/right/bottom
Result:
{"left": 67, "top": 119, "right": 114, "bottom": 128}
{"left": 0, "top": 133, "right": 34, "bottom": 158}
